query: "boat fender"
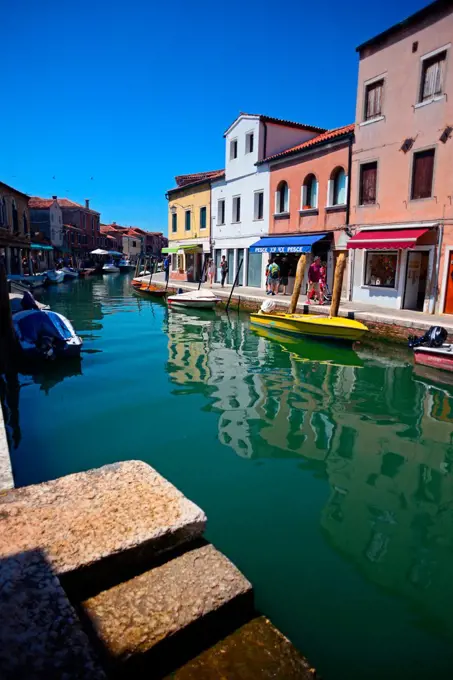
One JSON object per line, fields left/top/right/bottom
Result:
{"left": 260, "top": 299, "right": 276, "bottom": 315}
{"left": 178, "top": 288, "right": 183, "bottom": 294}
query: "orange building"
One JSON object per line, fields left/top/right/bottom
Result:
{"left": 264, "top": 125, "right": 354, "bottom": 294}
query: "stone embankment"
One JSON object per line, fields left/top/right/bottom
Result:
{"left": 0, "top": 460, "right": 319, "bottom": 678}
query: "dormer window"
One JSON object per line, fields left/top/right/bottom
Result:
{"left": 230, "top": 139, "right": 238, "bottom": 160}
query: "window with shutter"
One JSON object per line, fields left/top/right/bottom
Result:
{"left": 411, "top": 149, "right": 435, "bottom": 200}
{"left": 359, "top": 162, "right": 377, "bottom": 205}
{"left": 171, "top": 213, "right": 177, "bottom": 233}
{"left": 185, "top": 210, "right": 191, "bottom": 231}
{"left": 364, "top": 79, "right": 384, "bottom": 120}
{"left": 419, "top": 51, "right": 446, "bottom": 102}
{"left": 200, "top": 206, "right": 207, "bottom": 229}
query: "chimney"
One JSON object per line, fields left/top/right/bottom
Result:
{"left": 85, "top": 199, "right": 90, "bottom": 209}
{"left": 112, "top": 221, "right": 116, "bottom": 225}
{"left": 52, "top": 195, "right": 57, "bottom": 200}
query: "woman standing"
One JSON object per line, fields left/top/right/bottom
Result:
{"left": 207, "top": 259, "right": 215, "bottom": 288}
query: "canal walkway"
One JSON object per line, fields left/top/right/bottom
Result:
{"left": 143, "top": 272, "right": 453, "bottom": 338}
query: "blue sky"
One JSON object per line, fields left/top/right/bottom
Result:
{"left": 3, "top": 0, "right": 428, "bottom": 234}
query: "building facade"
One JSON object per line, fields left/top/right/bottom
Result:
{"left": 166, "top": 170, "right": 222, "bottom": 281}
{"left": 0, "top": 181, "right": 31, "bottom": 275}
{"left": 211, "top": 114, "right": 325, "bottom": 288}
{"left": 29, "top": 196, "right": 64, "bottom": 268}
{"left": 265, "top": 124, "right": 354, "bottom": 296}
{"left": 59, "top": 198, "right": 100, "bottom": 253}
{"left": 348, "top": 0, "right": 453, "bottom": 313}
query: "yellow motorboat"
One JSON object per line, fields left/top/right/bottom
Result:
{"left": 250, "top": 311, "right": 368, "bottom": 343}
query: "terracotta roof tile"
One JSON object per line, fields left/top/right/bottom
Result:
{"left": 223, "top": 113, "right": 327, "bottom": 136}
{"left": 57, "top": 198, "right": 100, "bottom": 214}
{"left": 29, "top": 197, "right": 56, "bottom": 209}
{"left": 174, "top": 169, "right": 225, "bottom": 188}
{"left": 261, "top": 124, "right": 355, "bottom": 163}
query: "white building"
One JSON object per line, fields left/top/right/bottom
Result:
{"left": 211, "top": 114, "right": 323, "bottom": 288}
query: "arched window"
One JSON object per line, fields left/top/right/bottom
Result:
{"left": 330, "top": 167, "right": 347, "bottom": 205}
{"left": 276, "top": 180, "right": 289, "bottom": 214}
{"left": 12, "top": 200, "right": 18, "bottom": 233}
{"left": 302, "top": 174, "right": 318, "bottom": 209}
{"left": 23, "top": 211, "right": 28, "bottom": 236}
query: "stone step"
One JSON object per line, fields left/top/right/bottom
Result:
{"left": 167, "top": 616, "right": 319, "bottom": 680}
{"left": 0, "top": 548, "right": 105, "bottom": 679}
{"left": 81, "top": 543, "right": 254, "bottom": 677}
{"left": 0, "top": 461, "right": 206, "bottom": 596}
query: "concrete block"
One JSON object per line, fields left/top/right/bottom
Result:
{"left": 82, "top": 543, "right": 253, "bottom": 674}
{"left": 168, "top": 616, "right": 319, "bottom": 680}
{"left": 0, "top": 549, "right": 105, "bottom": 679}
{"left": 0, "top": 461, "right": 206, "bottom": 587}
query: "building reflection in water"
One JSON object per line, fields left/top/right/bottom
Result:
{"left": 165, "top": 311, "right": 453, "bottom": 632}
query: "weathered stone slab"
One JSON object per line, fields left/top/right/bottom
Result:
{"left": 0, "top": 549, "right": 105, "bottom": 679}
{"left": 0, "top": 461, "right": 206, "bottom": 580}
{"left": 82, "top": 543, "right": 253, "bottom": 669}
{"left": 168, "top": 616, "right": 319, "bottom": 679}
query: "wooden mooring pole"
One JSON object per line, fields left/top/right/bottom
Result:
{"left": 329, "top": 251, "right": 347, "bottom": 318}
{"left": 288, "top": 254, "right": 307, "bottom": 315}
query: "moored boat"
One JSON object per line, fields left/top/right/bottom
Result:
{"left": 13, "top": 309, "right": 83, "bottom": 359}
{"left": 250, "top": 301, "right": 368, "bottom": 343}
{"left": 167, "top": 289, "right": 220, "bottom": 310}
{"left": 409, "top": 326, "right": 453, "bottom": 373}
{"left": 61, "top": 266, "right": 79, "bottom": 280}
{"left": 102, "top": 262, "right": 120, "bottom": 273}
{"left": 7, "top": 273, "right": 47, "bottom": 289}
{"left": 118, "top": 257, "right": 135, "bottom": 272}
{"left": 45, "top": 269, "right": 65, "bottom": 284}
{"left": 133, "top": 282, "right": 167, "bottom": 297}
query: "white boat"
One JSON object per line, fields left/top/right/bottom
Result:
{"left": 167, "top": 289, "right": 221, "bottom": 310}
{"left": 61, "top": 266, "right": 79, "bottom": 280}
{"left": 46, "top": 270, "right": 65, "bottom": 284}
{"left": 102, "top": 262, "right": 120, "bottom": 273}
{"left": 13, "top": 309, "right": 83, "bottom": 359}
{"left": 118, "top": 258, "right": 135, "bottom": 272}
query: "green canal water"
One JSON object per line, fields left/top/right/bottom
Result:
{"left": 4, "top": 274, "right": 453, "bottom": 680}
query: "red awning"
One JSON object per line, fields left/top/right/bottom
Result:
{"left": 347, "top": 227, "right": 431, "bottom": 250}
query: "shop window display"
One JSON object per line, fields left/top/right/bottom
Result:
{"left": 365, "top": 252, "right": 398, "bottom": 288}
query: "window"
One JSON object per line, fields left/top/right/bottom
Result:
{"left": 0, "top": 197, "right": 6, "bottom": 226}
{"left": 275, "top": 181, "right": 289, "bottom": 214}
{"left": 23, "top": 212, "right": 28, "bottom": 236}
{"left": 302, "top": 174, "right": 318, "bottom": 209}
{"left": 331, "top": 168, "right": 346, "bottom": 205}
{"left": 246, "top": 132, "right": 254, "bottom": 154}
{"left": 217, "top": 199, "right": 225, "bottom": 225}
{"left": 254, "top": 191, "right": 264, "bottom": 220}
{"left": 365, "top": 252, "right": 398, "bottom": 288}
{"left": 232, "top": 196, "right": 241, "bottom": 223}
{"left": 171, "top": 212, "right": 177, "bottom": 233}
{"left": 364, "top": 79, "right": 384, "bottom": 120}
{"left": 185, "top": 209, "right": 191, "bottom": 231}
{"left": 359, "top": 162, "right": 377, "bottom": 205}
{"left": 411, "top": 149, "right": 435, "bottom": 200}
{"left": 200, "top": 206, "right": 207, "bottom": 229}
{"left": 132, "top": 240, "right": 137, "bottom": 247}
{"left": 12, "top": 200, "right": 18, "bottom": 233}
{"left": 419, "top": 50, "right": 447, "bottom": 102}
{"left": 230, "top": 139, "right": 238, "bottom": 160}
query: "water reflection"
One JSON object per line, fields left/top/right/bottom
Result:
{"left": 165, "top": 309, "right": 453, "bottom": 636}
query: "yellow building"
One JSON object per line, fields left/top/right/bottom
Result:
{"left": 165, "top": 169, "right": 223, "bottom": 281}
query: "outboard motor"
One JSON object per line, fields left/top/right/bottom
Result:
{"left": 408, "top": 326, "right": 447, "bottom": 349}
{"left": 259, "top": 299, "right": 276, "bottom": 315}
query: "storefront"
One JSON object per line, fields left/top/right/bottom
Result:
{"left": 30, "top": 243, "right": 54, "bottom": 272}
{"left": 249, "top": 232, "right": 333, "bottom": 293}
{"left": 164, "top": 242, "right": 208, "bottom": 282}
{"left": 348, "top": 224, "right": 438, "bottom": 312}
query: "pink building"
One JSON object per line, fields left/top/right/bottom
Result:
{"left": 266, "top": 124, "right": 354, "bottom": 294}
{"left": 348, "top": 0, "right": 453, "bottom": 314}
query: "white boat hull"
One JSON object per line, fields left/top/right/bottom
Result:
{"left": 46, "top": 270, "right": 65, "bottom": 284}
{"left": 102, "top": 264, "right": 120, "bottom": 273}
{"left": 168, "top": 299, "right": 218, "bottom": 309}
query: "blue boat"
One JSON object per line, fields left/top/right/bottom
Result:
{"left": 13, "top": 309, "right": 83, "bottom": 359}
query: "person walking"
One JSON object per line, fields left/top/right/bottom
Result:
{"left": 220, "top": 255, "right": 228, "bottom": 287}
{"left": 164, "top": 255, "right": 170, "bottom": 283}
{"left": 267, "top": 258, "right": 280, "bottom": 296}
{"left": 307, "top": 256, "right": 324, "bottom": 304}
{"left": 207, "top": 259, "right": 215, "bottom": 288}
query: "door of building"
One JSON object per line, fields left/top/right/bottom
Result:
{"left": 444, "top": 252, "right": 453, "bottom": 314}
{"left": 403, "top": 251, "right": 424, "bottom": 311}
{"left": 227, "top": 249, "right": 234, "bottom": 284}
